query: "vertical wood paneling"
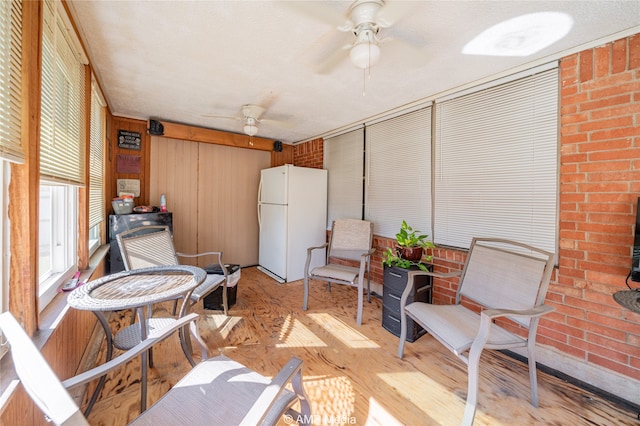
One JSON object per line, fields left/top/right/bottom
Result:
{"left": 197, "top": 144, "right": 270, "bottom": 266}
{"left": 150, "top": 136, "right": 269, "bottom": 267}
{"left": 108, "top": 117, "right": 149, "bottom": 206}
{"left": 149, "top": 137, "right": 198, "bottom": 258}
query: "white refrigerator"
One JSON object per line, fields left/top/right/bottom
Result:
{"left": 258, "top": 164, "right": 328, "bottom": 283}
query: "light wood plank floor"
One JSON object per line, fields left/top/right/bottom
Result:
{"left": 84, "top": 266, "right": 638, "bottom": 425}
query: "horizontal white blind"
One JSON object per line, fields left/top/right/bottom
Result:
{"left": 365, "top": 107, "right": 432, "bottom": 239}
{"left": 40, "top": 0, "right": 86, "bottom": 185}
{"left": 89, "top": 82, "right": 105, "bottom": 228}
{"left": 0, "top": 0, "right": 23, "bottom": 163}
{"left": 434, "top": 68, "right": 558, "bottom": 252}
{"left": 325, "top": 128, "right": 364, "bottom": 228}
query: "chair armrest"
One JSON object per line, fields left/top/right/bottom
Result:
{"left": 361, "top": 248, "right": 376, "bottom": 258}
{"left": 399, "top": 269, "right": 462, "bottom": 307}
{"left": 472, "top": 305, "right": 555, "bottom": 352}
{"left": 306, "top": 243, "right": 328, "bottom": 254}
{"left": 482, "top": 304, "right": 555, "bottom": 319}
{"left": 176, "top": 250, "right": 223, "bottom": 259}
{"left": 406, "top": 269, "right": 462, "bottom": 280}
{"left": 304, "top": 243, "right": 329, "bottom": 276}
{"left": 61, "top": 313, "right": 200, "bottom": 390}
{"left": 240, "top": 357, "right": 309, "bottom": 426}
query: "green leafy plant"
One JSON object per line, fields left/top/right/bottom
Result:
{"left": 382, "top": 220, "right": 435, "bottom": 271}
{"left": 395, "top": 220, "right": 431, "bottom": 248}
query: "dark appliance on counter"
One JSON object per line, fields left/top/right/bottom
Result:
{"left": 108, "top": 212, "right": 173, "bottom": 273}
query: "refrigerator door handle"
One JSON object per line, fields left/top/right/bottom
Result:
{"left": 257, "top": 178, "right": 263, "bottom": 230}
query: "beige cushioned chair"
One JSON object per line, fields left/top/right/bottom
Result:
{"left": 397, "top": 237, "right": 556, "bottom": 425}
{"left": 116, "top": 225, "right": 233, "bottom": 315}
{"left": 0, "top": 311, "right": 311, "bottom": 425}
{"left": 303, "top": 219, "right": 375, "bottom": 325}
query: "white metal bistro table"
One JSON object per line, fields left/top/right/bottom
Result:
{"left": 67, "top": 265, "right": 207, "bottom": 415}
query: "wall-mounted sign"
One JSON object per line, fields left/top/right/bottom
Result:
{"left": 116, "top": 154, "right": 141, "bottom": 174}
{"left": 117, "top": 179, "right": 140, "bottom": 197}
{"left": 117, "top": 130, "right": 142, "bottom": 150}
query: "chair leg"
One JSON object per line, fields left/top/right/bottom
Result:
{"left": 527, "top": 338, "right": 540, "bottom": 407}
{"left": 303, "top": 275, "right": 309, "bottom": 311}
{"left": 291, "top": 365, "right": 312, "bottom": 425}
{"left": 398, "top": 311, "right": 408, "bottom": 359}
{"left": 366, "top": 270, "right": 371, "bottom": 303}
{"left": 462, "top": 343, "right": 483, "bottom": 426}
{"left": 356, "top": 276, "right": 363, "bottom": 326}
{"left": 221, "top": 283, "right": 228, "bottom": 316}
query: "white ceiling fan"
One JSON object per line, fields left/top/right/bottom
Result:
{"left": 285, "top": 0, "right": 426, "bottom": 74}
{"left": 202, "top": 104, "right": 291, "bottom": 137}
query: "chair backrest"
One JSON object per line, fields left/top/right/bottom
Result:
{"left": 0, "top": 311, "right": 89, "bottom": 425}
{"left": 328, "top": 219, "right": 373, "bottom": 261}
{"left": 457, "top": 238, "right": 556, "bottom": 327}
{"left": 117, "top": 225, "right": 179, "bottom": 270}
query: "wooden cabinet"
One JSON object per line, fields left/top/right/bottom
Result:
{"left": 382, "top": 264, "right": 432, "bottom": 342}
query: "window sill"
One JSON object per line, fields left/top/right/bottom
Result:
{"left": 36, "top": 244, "right": 110, "bottom": 345}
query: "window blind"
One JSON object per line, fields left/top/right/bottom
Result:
{"left": 40, "top": 0, "right": 86, "bottom": 185}
{"left": 0, "top": 0, "right": 23, "bottom": 163}
{"left": 324, "top": 128, "right": 364, "bottom": 228}
{"left": 89, "top": 81, "right": 105, "bottom": 228}
{"left": 365, "top": 107, "right": 432, "bottom": 239}
{"left": 434, "top": 67, "right": 559, "bottom": 252}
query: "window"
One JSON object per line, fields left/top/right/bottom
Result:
{"left": 0, "top": 0, "right": 22, "bottom": 317}
{"left": 38, "top": 184, "right": 77, "bottom": 309}
{"left": 433, "top": 64, "right": 559, "bottom": 252}
{"left": 89, "top": 81, "right": 105, "bottom": 255}
{"left": 365, "top": 107, "right": 432, "bottom": 239}
{"left": 0, "top": 0, "right": 23, "bottom": 164}
{"left": 40, "top": 0, "right": 86, "bottom": 186}
{"left": 322, "top": 65, "right": 558, "bottom": 253}
{"left": 324, "top": 128, "right": 364, "bottom": 227}
{"left": 38, "top": 0, "right": 87, "bottom": 309}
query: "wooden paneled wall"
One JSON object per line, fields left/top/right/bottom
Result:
{"left": 150, "top": 136, "right": 270, "bottom": 266}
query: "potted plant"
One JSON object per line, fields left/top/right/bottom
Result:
{"left": 382, "top": 220, "right": 435, "bottom": 272}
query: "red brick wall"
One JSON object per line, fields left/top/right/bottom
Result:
{"left": 293, "top": 138, "right": 324, "bottom": 169}
{"left": 550, "top": 34, "right": 640, "bottom": 379}
{"left": 292, "top": 34, "right": 640, "bottom": 382}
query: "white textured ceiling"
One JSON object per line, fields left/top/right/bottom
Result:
{"left": 67, "top": 1, "right": 640, "bottom": 144}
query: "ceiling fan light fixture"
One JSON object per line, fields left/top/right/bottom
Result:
{"left": 243, "top": 124, "right": 258, "bottom": 136}
{"left": 350, "top": 41, "right": 380, "bottom": 69}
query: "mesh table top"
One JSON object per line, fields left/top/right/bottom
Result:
{"left": 67, "top": 265, "right": 207, "bottom": 311}
{"left": 613, "top": 289, "right": 640, "bottom": 315}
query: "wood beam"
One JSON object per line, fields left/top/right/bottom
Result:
{"left": 9, "top": 0, "right": 42, "bottom": 333}
{"left": 158, "top": 120, "right": 276, "bottom": 152}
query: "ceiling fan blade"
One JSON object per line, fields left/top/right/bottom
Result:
{"left": 376, "top": 0, "right": 415, "bottom": 28}
{"left": 242, "top": 104, "right": 266, "bottom": 119}
{"left": 315, "top": 43, "right": 352, "bottom": 74}
{"left": 381, "top": 36, "right": 430, "bottom": 67}
{"left": 259, "top": 118, "right": 295, "bottom": 129}
{"left": 201, "top": 113, "right": 241, "bottom": 121}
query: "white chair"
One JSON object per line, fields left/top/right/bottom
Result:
{"left": 0, "top": 311, "right": 311, "bottom": 425}
{"left": 116, "top": 225, "right": 235, "bottom": 315}
{"left": 303, "top": 219, "right": 375, "bottom": 325}
{"left": 397, "top": 237, "right": 556, "bottom": 425}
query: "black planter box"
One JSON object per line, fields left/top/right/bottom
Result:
{"left": 203, "top": 264, "right": 241, "bottom": 311}
{"left": 382, "top": 264, "right": 432, "bottom": 342}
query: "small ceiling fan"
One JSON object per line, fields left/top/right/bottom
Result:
{"left": 202, "top": 104, "right": 291, "bottom": 137}
{"left": 285, "top": 0, "right": 425, "bottom": 74}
